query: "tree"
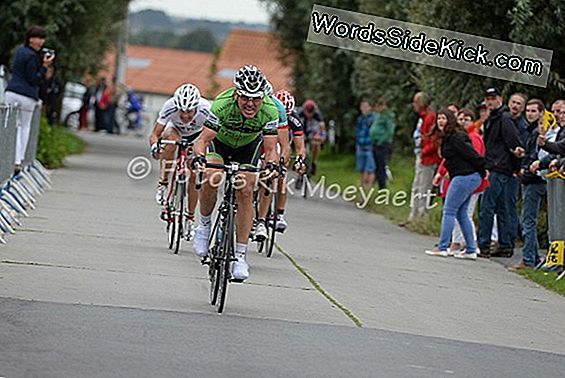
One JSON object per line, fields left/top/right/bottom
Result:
{"left": 175, "top": 29, "right": 218, "bottom": 52}
{"left": 0, "top": 0, "right": 130, "bottom": 82}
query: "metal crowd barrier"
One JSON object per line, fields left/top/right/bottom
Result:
{"left": 0, "top": 102, "right": 52, "bottom": 244}
{"left": 547, "top": 178, "right": 565, "bottom": 242}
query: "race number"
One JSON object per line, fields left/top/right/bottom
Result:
{"left": 545, "top": 240, "right": 564, "bottom": 266}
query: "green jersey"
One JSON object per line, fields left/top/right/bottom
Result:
{"left": 204, "top": 87, "right": 279, "bottom": 149}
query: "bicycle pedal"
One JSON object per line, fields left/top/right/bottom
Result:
{"left": 201, "top": 257, "right": 210, "bottom": 265}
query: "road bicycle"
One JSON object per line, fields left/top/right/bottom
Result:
{"left": 159, "top": 138, "right": 194, "bottom": 254}
{"left": 256, "top": 157, "right": 285, "bottom": 258}
{"left": 198, "top": 162, "right": 262, "bottom": 313}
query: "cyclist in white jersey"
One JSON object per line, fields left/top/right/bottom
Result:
{"left": 149, "top": 84, "right": 210, "bottom": 236}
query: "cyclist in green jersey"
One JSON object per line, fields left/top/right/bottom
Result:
{"left": 192, "top": 65, "right": 279, "bottom": 281}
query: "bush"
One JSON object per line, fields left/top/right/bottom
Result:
{"left": 36, "top": 117, "right": 85, "bottom": 168}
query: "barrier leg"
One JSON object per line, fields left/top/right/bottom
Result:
{"left": 19, "top": 172, "right": 43, "bottom": 197}
{"left": 0, "top": 190, "right": 29, "bottom": 217}
{"left": 26, "top": 166, "right": 48, "bottom": 190}
{"left": 0, "top": 200, "right": 22, "bottom": 227}
{"left": 11, "top": 181, "right": 36, "bottom": 210}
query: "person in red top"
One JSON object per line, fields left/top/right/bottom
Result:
{"left": 433, "top": 108, "right": 488, "bottom": 253}
{"left": 401, "top": 92, "right": 440, "bottom": 226}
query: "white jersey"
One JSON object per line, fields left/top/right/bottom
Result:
{"left": 157, "top": 97, "right": 211, "bottom": 137}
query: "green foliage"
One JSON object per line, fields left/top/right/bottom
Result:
{"left": 315, "top": 149, "right": 443, "bottom": 236}
{"left": 518, "top": 268, "right": 565, "bottom": 297}
{"left": 130, "top": 28, "right": 218, "bottom": 52}
{"left": 36, "top": 117, "right": 85, "bottom": 168}
{"left": 261, "top": 0, "right": 565, "bottom": 151}
{"left": 0, "top": 0, "right": 129, "bottom": 81}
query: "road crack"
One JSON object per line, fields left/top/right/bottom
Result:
{"left": 275, "top": 243, "right": 363, "bottom": 327}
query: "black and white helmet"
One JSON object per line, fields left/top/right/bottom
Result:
{"left": 264, "top": 80, "right": 273, "bottom": 97}
{"left": 233, "top": 65, "right": 266, "bottom": 98}
{"left": 173, "top": 84, "right": 200, "bottom": 112}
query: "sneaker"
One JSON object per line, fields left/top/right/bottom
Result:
{"left": 231, "top": 254, "right": 249, "bottom": 281}
{"left": 254, "top": 221, "right": 267, "bottom": 241}
{"left": 184, "top": 219, "right": 195, "bottom": 241}
{"left": 155, "top": 183, "right": 167, "bottom": 205}
{"left": 425, "top": 249, "right": 448, "bottom": 257}
{"left": 453, "top": 251, "right": 477, "bottom": 260}
{"left": 275, "top": 214, "right": 288, "bottom": 232}
{"left": 193, "top": 225, "right": 210, "bottom": 257}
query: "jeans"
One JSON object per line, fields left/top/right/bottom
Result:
{"left": 356, "top": 145, "right": 376, "bottom": 173}
{"left": 502, "top": 176, "right": 520, "bottom": 248}
{"left": 438, "top": 173, "right": 482, "bottom": 253}
{"left": 453, "top": 193, "right": 479, "bottom": 245}
{"left": 478, "top": 172, "right": 514, "bottom": 250}
{"left": 373, "top": 143, "right": 391, "bottom": 189}
{"left": 521, "top": 183, "right": 546, "bottom": 266}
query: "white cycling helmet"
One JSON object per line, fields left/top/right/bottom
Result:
{"left": 264, "top": 80, "right": 274, "bottom": 97}
{"left": 173, "top": 84, "right": 200, "bottom": 112}
{"left": 233, "top": 65, "right": 266, "bottom": 98}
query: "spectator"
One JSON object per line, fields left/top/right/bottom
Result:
{"left": 369, "top": 98, "right": 396, "bottom": 189}
{"left": 425, "top": 109, "right": 486, "bottom": 260}
{"left": 126, "top": 88, "right": 143, "bottom": 134}
{"left": 355, "top": 98, "right": 376, "bottom": 189}
{"left": 506, "top": 93, "right": 528, "bottom": 246}
{"left": 4, "top": 26, "right": 54, "bottom": 176}
{"left": 400, "top": 91, "right": 440, "bottom": 226}
{"left": 39, "top": 64, "right": 61, "bottom": 125}
{"left": 447, "top": 102, "right": 459, "bottom": 116}
{"left": 538, "top": 99, "right": 565, "bottom": 164}
{"left": 508, "top": 93, "right": 528, "bottom": 145}
{"left": 510, "top": 99, "right": 546, "bottom": 270}
{"left": 477, "top": 87, "right": 525, "bottom": 258}
{"left": 433, "top": 108, "right": 488, "bottom": 252}
{"left": 474, "top": 101, "right": 489, "bottom": 134}
{"left": 79, "top": 77, "right": 94, "bottom": 130}
{"left": 94, "top": 77, "right": 107, "bottom": 132}
{"left": 298, "top": 99, "right": 326, "bottom": 175}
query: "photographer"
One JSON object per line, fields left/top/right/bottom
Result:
{"left": 4, "top": 25, "right": 55, "bottom": 176}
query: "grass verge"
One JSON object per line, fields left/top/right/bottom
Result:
{"left": 518, "top": 268, "right": 565, "bottom": 297}
{"left": 314, "top": 148, "right": 443, "bottom": 236}
{"left": 36, "top": 117, "right": 85, "bottom": 168}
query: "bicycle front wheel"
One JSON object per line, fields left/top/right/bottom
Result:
{"left": 266, "top": 191, "right": 278, "bottom": 258}
{"left": 216, "top": 208, "right": 234, "bottom": 313}
{"left": 172, "top": 181, "right": 185, "bottom": 254}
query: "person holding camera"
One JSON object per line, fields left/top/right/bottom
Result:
{"left": 4, "top": 25, "right": 55, "bottom": 176}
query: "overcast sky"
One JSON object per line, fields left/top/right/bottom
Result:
{"left": 129, "top": 0, "right": 271, "bottom": 24}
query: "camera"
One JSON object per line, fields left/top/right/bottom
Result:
{"left": 41, "top": 47, "right": 55, "bottom": 59}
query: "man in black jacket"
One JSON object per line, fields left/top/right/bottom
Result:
{"left": 477, "top": 88, "right": 525, "bottom": 257}
{"left": 510, "top": 99, "right": 546, "bottom": 269}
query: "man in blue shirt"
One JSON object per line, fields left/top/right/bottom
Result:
{"left": 355, "top": 98, "right": 376, "bottom": 189}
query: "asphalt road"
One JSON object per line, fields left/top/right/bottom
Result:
{"left": 1, "top": 133, "right": 565, "bottom": 377}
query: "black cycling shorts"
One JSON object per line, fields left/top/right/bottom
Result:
{"left": 207, "top": 137, "right": 262, "bottom": 166}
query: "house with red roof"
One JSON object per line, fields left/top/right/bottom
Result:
{"left": 100, "top": 29, "right": 293, "bottom": 129}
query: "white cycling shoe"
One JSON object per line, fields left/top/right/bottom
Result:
{"left": 231, "top": 254, "right": 249, "bottom": 281}
{"left": 254, "top": 221, "right": 267, "bottom": 241}
{"left": 193, "top": 225, "right": 210, "bottom": 258}
{"left": 155, "top": 184, "right": 167, "bottom": 205}
{"left": 275, "top": 215, "right": 288, "bottom": 232}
